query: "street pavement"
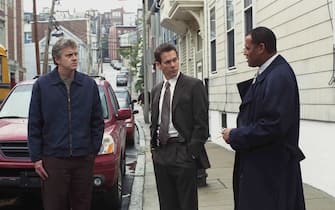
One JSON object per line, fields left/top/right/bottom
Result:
{"left": 129, "top": 105, "right": 335, "bottom": 210}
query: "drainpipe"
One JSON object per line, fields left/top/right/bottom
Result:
{"left": 331, "top": 1, "right": 335, "bottom": 86}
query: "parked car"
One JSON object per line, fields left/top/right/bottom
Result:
{"left": 113, "top": 62, "right": 122, "bottom": 70}
{"left": 0, "top": 76, "right": 130, "bottom": 209}
{"left": 110, "top": 60, "right": 119, "bottom": 67}
{"left": 103, "top": 57, "right": 111, "bottom": 63}
{"left": 115, "top": 88, "right": 138, "bottom": 145}
{"left": 116, "top": 73, "right": 128, "bottom": 86}
{"left": 120, "top": 66, "right": 129, "bottom": 76}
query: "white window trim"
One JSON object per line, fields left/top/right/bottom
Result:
{"left": 226, "top": 0, "right": 236, "bottom": 70}
{"left": 209, "top": 6, "right": 217, "bottom": 74}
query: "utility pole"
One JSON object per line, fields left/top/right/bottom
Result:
{"left": 42, "top": 0, "right": 57, "bottom": 75}
{"left": 143, "top": 0, "right": 149, "bottom": 123}
{"left": 33, "top": 0, "right": 41, "bottom": 75}
{"left": 97, "top": 14, "right": 102, "bottom": 75}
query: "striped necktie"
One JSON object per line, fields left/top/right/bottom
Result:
{"left": 158, "top": 82, "right": 171, "bottom": 145}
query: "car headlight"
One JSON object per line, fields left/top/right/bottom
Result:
{"left": 98, "top": 134, "right": 116, "bottom": 155}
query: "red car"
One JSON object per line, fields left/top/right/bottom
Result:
{"left": 0, "top": 76, "right": 130, "bottom": 208}
{"left": 115, "top": 88, "right": 138, "bottom": 145}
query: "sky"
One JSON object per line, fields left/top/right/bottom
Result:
{"left": 24, "top": 0, "right": 142, "bottom": 14}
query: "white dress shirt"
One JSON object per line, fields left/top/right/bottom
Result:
{"left": 158, "top": 72, "right": 180, "bottom": 138}
{"left": 258, "top": 53, "right": 279, "bottom": 75}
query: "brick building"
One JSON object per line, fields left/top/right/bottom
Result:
{"left": 109, "top": 25, "right": 136, "bottom": 60}
{"left": 0, "top": 0, "right": 24, "bottom": 82}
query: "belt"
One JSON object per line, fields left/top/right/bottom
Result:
{"left": 167, "top": 137, "right": 179, "bottom": 143}
{"left": 163, "top": 136, "right": 185, "bottom": 144}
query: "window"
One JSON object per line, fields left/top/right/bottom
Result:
{"left": 197, "top": 33, "right": 202, "bottom": 51}
{"left": 112, "top": 12, "right": 121, "bottom": 17}
{"left": 148, "top": 0, "right": 154, "bottom": 10}
{"left": 8, "top": 0, "right": 13, "bottom": 8}
{"left": 0, "top": 21, "right": 4, "bottom": 46}
{"left": 210, "top": 7, "right": 216, "bottom": 72}
{"left": 0, "top": 0, "right": 5, "bottom": 10}
{"left": 226, "top": 0, "right": 235, "bottom": 68}
{"left": 244, "top": 0, "right": 253, "bottom": 34}
{"left": 0, "top": 56, "right": 2, "bottom": 81}
{"left": 24, "top": 32, "right": 32, "bottom": 44}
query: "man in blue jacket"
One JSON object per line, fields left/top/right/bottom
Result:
{"left": 28, "top": 38, "right": 104, "bottom": 210}
{"left": 222, "top": 27, "right": 306, "bottom": 210}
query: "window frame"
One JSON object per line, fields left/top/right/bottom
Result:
{"left": 209, "top": 7, "right": 217, "bottom": 73}
{"left": 244, "top": 0, "right": 253, "bottom": 35}
{"left": 226, "top": 0, "right": 235, "bottom": 69}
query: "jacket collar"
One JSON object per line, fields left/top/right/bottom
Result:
{"left": 172, "top": 72, "right": 185, "bottom": 111}
{"left": 255, "top": 54, "right": 286, "bottom": 84}
{"left": 49, "top": 67, "right": 83, "bottom": 86}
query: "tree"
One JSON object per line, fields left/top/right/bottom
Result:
{"left": 117, "top": 37, "right": 143, "bottom": 93}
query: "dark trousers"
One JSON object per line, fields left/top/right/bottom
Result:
{"left": 152, "top": 143, "right": 198, "bottom": 210}
{"left": 41, "top": 156, "right": 95, "bottom": 210}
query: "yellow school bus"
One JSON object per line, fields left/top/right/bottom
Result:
{"left": 0, "top": 45, "right": 10, "bottom": 102}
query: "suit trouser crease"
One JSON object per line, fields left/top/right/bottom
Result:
{"left": 152, "top": 143, "right": 198, "bottom": 210}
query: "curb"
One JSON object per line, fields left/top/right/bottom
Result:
{"left": 128, "top": 119, "right": 147, "bottom": 210}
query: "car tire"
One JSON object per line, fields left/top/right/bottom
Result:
{"left": 126, "top": 136, "right": 134, "bottom": 146}
{"left": 20, "top": 192, "right": 43, "bottom": 209}
{"left": 120, "top": 148, "right": 126, "bottom": 177}
{"left": 104, "top": 166, "right": 123, "bottom": 209}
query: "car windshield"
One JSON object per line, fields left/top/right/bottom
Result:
{"left": 0, "top": 84, "right": 33, "bottom": 118}
{"left": 0, "top": 83, "right": 110, "bottom": 119}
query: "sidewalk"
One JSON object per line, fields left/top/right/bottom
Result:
{"left": 130, "top": 107, "right": 335, "bottom": 210}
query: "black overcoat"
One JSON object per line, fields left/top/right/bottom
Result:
{"left": 229, "top": 55, "right": 306, "bottom": 210}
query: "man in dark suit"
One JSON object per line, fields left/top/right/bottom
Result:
{"left": 222, "top": 27, "right": 306, "bottom": 210}
{"left": 150, "top": 43, "right": 210, "bottom": 210}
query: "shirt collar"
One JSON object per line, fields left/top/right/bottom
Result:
{"left": 258, "top": 53, "right": 279, "bottom": 75}
{"left": 163, "top": 71, "right": 180, "bottom": 87}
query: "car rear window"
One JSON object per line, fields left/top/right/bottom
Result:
{"left": 118, "top": 99, "right": 128, "bottom": 108}
{"left": 98, "top": 86, "right": 109, "bottom": 119}
{"left": 115, "top": 91, "right": 128, "bottom": 99}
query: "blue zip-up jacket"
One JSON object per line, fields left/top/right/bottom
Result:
{"left": 28, "top": 68, "right": 104, "bottom": 162}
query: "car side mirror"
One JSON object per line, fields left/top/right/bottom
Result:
{"left": 117, "top": 108, "right": 131, "bottom": 120}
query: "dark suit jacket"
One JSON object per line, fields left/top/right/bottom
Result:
{"left": 230, "top": 55, "right": 305, "bottom": 210}
{"left": 150, "top": 73, "right": 210, "bottom": 169}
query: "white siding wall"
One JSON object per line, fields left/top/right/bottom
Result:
{"left": 187, "top": 31, "right": 195, "bottom": 77}
{"left": 179, "top": 36, "right": 187, "bottom": 73}
{"left": 207, "top": 0, "right": 335, "bottom": 197}
{"left": 257, "top": 0, "right": 335, "bottom": 121}
{"left": 208, "top": 0, "right": 335, "bottom": 121}
{"left": 299, "top": 120, "right": 335, "bottom": 197}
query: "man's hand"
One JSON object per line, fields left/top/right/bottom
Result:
{"left": 34, "top": 160, "right": 48, "bottom": 180}
{"left": 222, "top": 128, "right": 232, "bottom": 144}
